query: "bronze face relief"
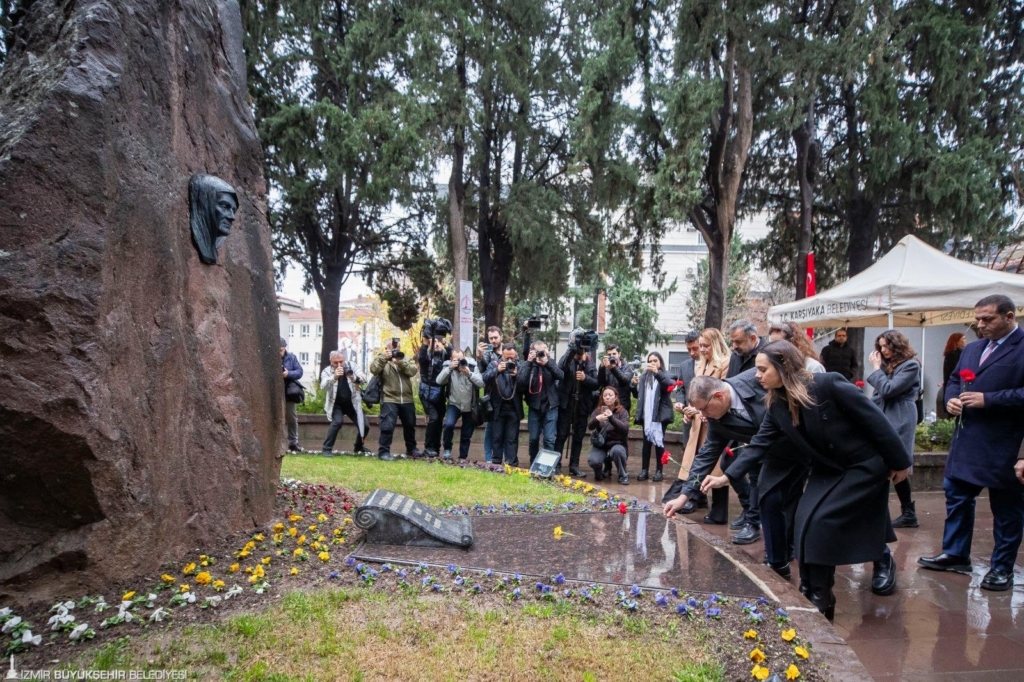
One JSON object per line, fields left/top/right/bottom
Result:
{"left": 189, "top": 174, "right": 238, "bottom": 264}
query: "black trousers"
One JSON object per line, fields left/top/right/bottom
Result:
{"left": 554, "top": 405, "right": 588, "bottom": 468}
{"left": 322, "top": 399, "right": 365, "bottom": 452}
{"left": 491, "top": 411, "right": 520, "bottom": 466}
{"left": 378, "top": 402, "right": 417, "bottom": 456}
{"left": 722, "top": 450, "right": 757, "bottom": 525}
{"left": 423, "top": 396, "right": 446, "bottom": 452}
{"left": 759, "top": 467, "right": 808, "bottom": 566}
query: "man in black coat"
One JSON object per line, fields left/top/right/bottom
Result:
{"left": 663, "top": 371, "right": 807, "bottom": 569}
{"left": 701, "top": 370, "right": 911, "bottom": 615}
{"left": 820, "top": 328, "right": 858, "bottom": 380}
{"left": 520, "top": 341, "right": 564, "bottom": 464}
{"left": 597, "top": 343, "right": 635, "bottom": 412}
{"left": 555, "top": 346, "right": 599, "bottom": 477}
{"left": 481, "top": 344, "right": 525, "bottom": 467}
{"left": 417, "top": 335, "right": 453, "bottom": 457}
{"left": 727, "top": 319, "right": 766, "bottom": 377}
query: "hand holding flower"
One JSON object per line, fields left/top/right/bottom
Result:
{"left": 700, "top": 474, "right": 730, "bottom": 494}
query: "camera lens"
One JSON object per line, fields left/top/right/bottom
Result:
{"left": 459, "top": 358, "right": 468, "bottom": 367}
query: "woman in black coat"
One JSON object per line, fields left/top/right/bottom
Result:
{"left": 701, "top": 341, "right": 911, "bottom": 620}
{"left": 587, "top": 386, "right": 631, "bottom": 484}
{"left": 631, "top": 351, "right": 675, "bottom": 482}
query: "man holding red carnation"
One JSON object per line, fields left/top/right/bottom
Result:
{"left": 919, "top": 295, "right": 1024, "bottom": 591}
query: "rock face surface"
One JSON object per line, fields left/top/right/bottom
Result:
{"left": 0, "top": 0, "right": 282, "bottom": 604}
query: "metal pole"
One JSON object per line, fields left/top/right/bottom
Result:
{"left": 361, "top": 322, "right": 368, "bottom": 375}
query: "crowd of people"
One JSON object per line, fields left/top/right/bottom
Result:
{"left": 280, "top": 294, "right": 1024, "bottom": 617}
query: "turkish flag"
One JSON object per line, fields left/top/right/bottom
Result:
{"left": 805, "top": 252, "right": 816, "bottom": 337}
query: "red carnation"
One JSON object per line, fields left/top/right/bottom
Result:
{"left": 724, "top": 446, "right": 735, "bottom": 457}
{"left": 959, "top": 369, "right": 977, "bottom": 383}
{"left": 660, "top": 450, "right": 671, "bottom": 466}
{"left": 855, "top": 380, "right": 865, "bottom": 388}
{"left": 618, "top": 502, "right": 628, "bottom": 514}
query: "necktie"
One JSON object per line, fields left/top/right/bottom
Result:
{"left": 980, "top": 342, "right": 997, "bottom": 365}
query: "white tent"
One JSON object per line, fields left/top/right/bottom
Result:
{"left": 768, "top": 235, "right": 1024, "bottom": 328}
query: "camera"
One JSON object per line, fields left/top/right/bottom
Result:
{"left": 422, "top": 317, "right": 453, "bottom": 338}
{"left": 567, "top": 328, "right": 599, "bottom": 355}
{"left": 458, "top": 358, "right": 468, "bottom": 368}
{"left": 485, "top": 343, "right": 494, "bottom": 353}
{"left": 535, "top": 350, "right": 546, "bottom": 359}
{"left": 345, "top": 367, "right": 354, "bottom": 376}
{"left": 390, "top": 337, "right": 405, "bottom": 360}
{"left": 524, "top": 313, "right": 548, "bottom": 330}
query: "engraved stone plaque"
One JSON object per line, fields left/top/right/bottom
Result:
{"left": 354, "top": 489, "right": 473, "bottom": 548}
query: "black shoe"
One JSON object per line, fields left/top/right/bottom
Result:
{"left": 703, "top": 514, "right": 726, "bottom": 525}
{"left": 680, "top": 499, "right": 698, "bottom": 514}
{"left": 378, "top": 452, "right": 395, "bottom": 461}
{"left": 892, "top": 502, "right": 919, "bottom": 528}
{"left": 593, "top": 470, "right": 604, "bottom": 481}
{"left": 569, "top": 466, "right": 584, "bottom": 477}
{"left": 637, "top": 470, "right": 649, "bottom": 482}
{"left": 918, "top": 553, "right": 972, "bottom": 573}
{"left": 320, "top": 451, "right": 336, "bottom": 458}
{"left": 798, "top": 580, "right": 810, "bottom": 598}
{"left": 728, "top": 515, "right": 747, "bottom": 531}
{"left": 981, "top": 569, "right": 1013, "bottom": 592}
{"left": 808, "top": 589, "right": 836, "bottom": 622}
{"left": 618, "top": 475, "right": 629, "bottom": 485}
{"left": 426, "top": 449, "right": 439, "bottom": 458}
{"left": 652, "top": 470, "right": 663, "bottom": 482}
{"left": 288, "top": 444, "right": 303, "bottom": 452}
{"left": 410, "top": 449, "right": 425, "bottom": 458}
{"left": 603, "top": 462, "right": 613, "bottom": 478}
{"left": 353, "top": 445, "right": 370, "bottom": 454}
{"left": 871, "top": 552, "right": 897, "bottom": 596}
{"left": 767, "top": 562, "right": 791, "bottom": 580}
{"left": 732, "top": 524, "right": 761, "bottom": 545}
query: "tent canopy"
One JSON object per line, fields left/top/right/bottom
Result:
{"left": 768, "top": 235, "right": 1024, "bottom": 328}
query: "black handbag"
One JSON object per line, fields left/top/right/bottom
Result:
{"left": 475, "top": 393, "right": 495, "bottom": 423}
{"left": 362, "top": 375, "right": 382, "bottom": 406}
{"left": 284, "top": 379, "right": 305, "bottom": 404}
{"left": 589, "top": 423, "right": 608, "bottom": 449}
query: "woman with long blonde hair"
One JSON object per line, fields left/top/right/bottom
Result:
{"left": 676, "top": 328, "right": 731, "bottom": 521}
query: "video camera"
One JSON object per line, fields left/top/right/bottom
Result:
{"left": 628, "top": 354, "right": 643, "bottom": 372}
{"left": 523, "top": 314, "right": 548, "bottom": 330}
{"left": 389, "top": 336, "right": 405, "bottom": 360}
{"left": 567, "top": 328, "right": 599, "bottom": 355}
{"left": 422, "top": 317, "right": 453, "bottom": 338}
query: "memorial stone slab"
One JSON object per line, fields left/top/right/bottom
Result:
{"left": 355, "top": 490, "right": 473, "bottom": 548}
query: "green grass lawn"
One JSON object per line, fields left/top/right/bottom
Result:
{"left": 281, "top": 454, "right": 588, "bottom": 508}
{"left": 89, "top": 588, "right": 724, "bottom": 681}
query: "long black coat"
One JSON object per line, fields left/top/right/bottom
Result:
{"left": 632, "top": 369, "right": 675, "bottom": 425}
{"left": 726, "top": 373, "right": 911, "bottom": 566}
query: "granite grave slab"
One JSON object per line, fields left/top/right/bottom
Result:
{"left": 355, "top": 489, "right": 474, "bottom": 548}
{"left": 353, "top": 511, "right": 764, "bottom": 596}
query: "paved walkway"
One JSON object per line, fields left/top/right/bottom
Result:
{"left": 599, "top": 477, "right": 1024, "bottom": 681}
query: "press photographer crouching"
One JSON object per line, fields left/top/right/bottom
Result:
{"left": 319, "top": 350, "right": 369, "bottom": 455}
{"left": 522, "top": 341, "right": 564, "bottom": 464}
{"left": 588, "top": 386, "right": 630, "bottom": 484}
{"left": 482, "top": 344, "right": 525, "bottom": 467}
{"left": 598, "top": 344, "right": 635, "bottom": 412}
{"left": 417, "top": 317, "right": 453, "bottom": 457}
{"left": 436, "top": 350, "right": 484, "bottom": 460}
{"left": 555, "top": 329, "right": 599, "bottom": 477}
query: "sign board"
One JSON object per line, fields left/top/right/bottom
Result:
{"left": 458, "top": 279, "right": 473, "bottom": 352}
{"left": 355, "top": 489, "right": 473, "bottom": 548}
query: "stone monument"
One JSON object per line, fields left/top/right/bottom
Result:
{"left": 356, "top": 490, "right": 474, "bottom": 548}
{"left": 0, "top": 0, "right": 282, "bottom": 604}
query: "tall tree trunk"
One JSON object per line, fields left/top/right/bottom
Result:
{"left": 314, "top": 268, "right": 344, "bottom": 375}
{"left": 704, "top": 232, "right": 727, "bottom": 328}
{"left": 447, "top": 38, "right": 468, "bottom": 349}
{"left": 793, "top": 104, "right": 815, "bottom": 300}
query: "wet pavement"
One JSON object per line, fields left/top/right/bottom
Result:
{"left": 596, "top": 477, "right": 1024, "bottom": 681}
{"left": 353, "top": 510, "right": 764, "bottom": 596}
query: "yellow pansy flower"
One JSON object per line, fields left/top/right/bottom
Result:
{"left": 749, "top": 648, "right": 766, "bottom": 664}
{"left": 343, "top": 518, "right": 353, "bottom": 525}
{"left": 254, "top": 534, "right": 265, "bottom": 542}
{"left": 751, "top": 664, "right": 770, "bottom": 681}
{"left": 297, "top": 535, "right": 307, "bottom": 545}
{"left": 311, "top": 541, "right": 321, "bottom": 550}
{"left": 785, "top": 664, "right": 800, "bottom": 680}
{"left": 229, "top": 563, "right": 240, "bottom": 573}
{"left": 289, "top": 514, "right": 303, "bottom": 522}
{"left": 293, "top": 547, "right": 305, "bottom": 557}
{"left": 318, "top": 513, "right": 328, "bottom": 522}
{"left": 307, "top": 525, "right": 317, "bottom": 532}
{"left": 195, "top": 572, "right": 212, "bottom": 586}
{"left": 794, "top": 646, "right": 809, "bottom": 660}
{"left": 318, "top": 535, "right": 326, "bottom": 542}
{"left": 244, "top": 541, "right": 256, "bottom": 552}
{"left": 273, "top": 533, "right": 284, "bottom": 543}
{"left": 213, "top": 580, "right": 225, "bottom": 591}
{"left": 562, "top": 478, "right": 572, "bottom": 488}
{"left": 583, "top": 484, "right": 594, "bottom": 493}
{"left": 179, "top": 584, "right": 190, "bottom": 593}
{"left": 781, "top": 628, "right": 796, "bottom": 642}
{"left": 290, "top": 567, "right": 299, "bottom": 576}
{"left": 333, "top": 528, "right": 342, "bottom": 536}
{"left": 122, "top": 591, "right": 136, "bottom": 601}
{"left": 318, "top": 551, "right": 330, "bottom": 562}
{"left": 236, "top": 549, "right": 250, "bottom": 559}
{"left": 743, "top": 629, "right": 758, "bottom": 640}
{"left": 288, "top": 527, "right": 298, "bottom": 537}
{"left": 183, "top": 562, "right": 196, "bottom": 575}
{"left": 272, "top": 523, "right": 284, "bottom": 533}
{"left": 261, "top": 557, "right": 272, "bottom": 565}
{"left": 253, "top": 565, "right": 265, "bottom": 578}
{"left": 161, "top": 574, "right": 175, "bottom": 584}
{"left": 553, "top": 526, "right": 564, "bottom": 539}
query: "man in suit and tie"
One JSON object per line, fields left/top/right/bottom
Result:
{"left": 663, "top": 371, "right": 809, "bottom": 575}
{"left": 677, "top": 331, "right": 701, "bottom": 444}
{"left": 919, "top": 295, "right": 1024, "bottom": 591}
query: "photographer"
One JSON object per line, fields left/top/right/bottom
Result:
{"left": 319, "top": 350, "right": 369, "bottom": 455}
{"left": 280, "top": 338, "right": 304, "bottom": 453}
{"left": 477, "top": 326, "right": 505, "bottom": 464}
{"left": 370, "top": 339, "right": 420, "bottom": 461}
{"left": 482, "top": 344, "right": 525, "bottom": 467}
{"left": 436, "top": 350, "right": 484, "bottom": 460}
{"left": 588, "top": 386, "right": 631, "bottom": 484}
{"left": 555, "top": 331, "right": 599, "bottom": 477}
{"left": 597, "top": 344, "right": 635, "bottom": 412}
{"left": 418, "top": 319, "right": 453, "bottom": 457}
{"left": 520, "top": 341, "right": 564, "bottom": 464}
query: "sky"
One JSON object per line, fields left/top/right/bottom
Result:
{"left": 278, "top": 261, "right": 371, "bottom": 309}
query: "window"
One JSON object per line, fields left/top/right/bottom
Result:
{"left": 299, "top": 352, "right": 309, "bottom": 365}
{"left": 314, "top": 352, "right": 321, "bottom": 367}
{"left": 288, "top": 324, "right": 295, "bottom": 338}
{"left": 668, "top": 351, "right": 687, "bottom": 372}
{"left": 300, "top": 324, "right": 310, "bottom": 338}
{"left": 316, "top": 324, "right": 323, "bottom": 338}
